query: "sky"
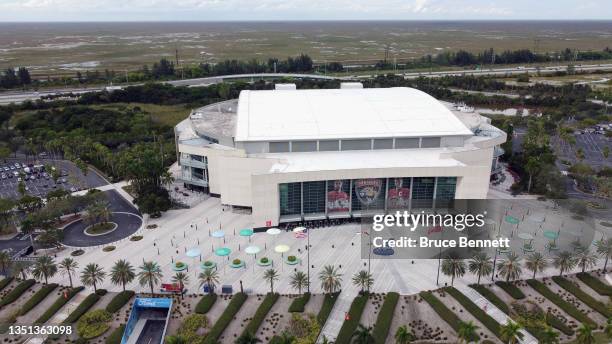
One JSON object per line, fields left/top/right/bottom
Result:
{"left": 0, "top": 0, "right": 610, "bottom": 21}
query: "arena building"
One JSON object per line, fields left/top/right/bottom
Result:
{"left": 174, "top": 83, "right": 506, "bottom": 228}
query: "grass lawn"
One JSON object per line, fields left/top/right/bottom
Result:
{"left": 85, "top": 222, "right": 115, "bottom": 235}
{"left": 91, "top": 103, "right": 190, "bottom": 127}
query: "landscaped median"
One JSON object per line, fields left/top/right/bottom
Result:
{"left": 0, "top": 277, "right": 13, "bottom": 292}
{"left": 316, "top": 292, "right": 340, "bottom": 326}
{"left": 576, "top": 272, "right": 612, "bottom": 296}
{"left": 526, "top": 279, "right": 596, "bottom": 326}
{"left": 195, "top": 293, "right": 217, "bottom": 314}
{"left": 35, "top": 287, "right": 84, "bottom": 324}
{"left": 494, "top": 281, "right": 526, "bottom": 299}
{"left": 105, "top": 324, "right": 125, "bottom": 344}
{"left": 203, "top": 292, "right": 248, "bottom": 344}
{"left": 552, "top": 276, "right": 611, "bottom": 318}
{"left": 0, "top": 279, "right": 35, "bottom": 307}
{"left": 62, "top": 293, "right": 101, "bottom": 324}
{"left": 105, "top": 290, "right": 134, "bottom": 314}
{"left": 19, "top": 283, "right": 58, "bottom": 315}
{"left": 288, "top": 292, "right": 310, "bottom": 313}
{"left": 372, "top": 292, "right": 399, "bottom": 344}
{"left": 469, "top": 284, "right": 509, "bottom": 314}
{"left": 419, "top": 290, "right": 479, "bottom": 342}
{"left": 335, "top": 292, "right": 369, "bottom": 344}
{"left": 242, "top": 293, "right": 280, "bottom": 336}
{"left": 443, "top": 287, "right": 502, "bottom": 340}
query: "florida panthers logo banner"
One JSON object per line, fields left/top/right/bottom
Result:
{"left": 354, "top": 179, "right": 383, "bottom": 206}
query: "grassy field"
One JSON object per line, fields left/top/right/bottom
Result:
{"left": 91, "top": 103, "right": 190, "bottom": 127}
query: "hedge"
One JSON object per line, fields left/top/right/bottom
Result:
{"left": 335, "top": 293, "right": 369, "bottom": 344}
{"left": 372, "top": 292, "right": 399, "bottom": 344}
{"left": 242, "top": 293, "right": 279, "bottom": 336}
{"left": 0, "top": 279, "right": 35, "bottom": 307}
{"left": 19, "top": 283, "right": 58, "bottom": 315}
{"left": 35, "top": 286, "right": 84, "bottom": 324}
{"left": 526, "top": 279, "right": 596, "bottom": 326}
{"left": 63, "top": 293, "right": 101, "bottom": 324}
{"left": 317, "top": 292, "right": 340, "bottom": 326}
{"left": 0, "top": 277, "right": 13, "bottom": 292}
{"left": 444, "top": 287, "right": 502, "bottom": 339}
{"left": 469, "top": 284, "right": 510, "bottom": 314}
{"left": 203, "top": 292, "right": 247, "bottom": 344}
{"left": 288, "top": 292, "right": 310, "bottom": 313}
{"left": 546, "top": 312, "right": 574, "bottom": 336}
{"left": 105, "top": 324, "right": 125, "bottom": 344}
{"left": 105, "top": 290, "right": 134, "bottom": 314}
{"left": 195, "top": 293, "right": 217, "bottom": 314}
{"left": 576, "top": 272, "right": 612, "bottom": 296}
{"left": 494, "top": 281, "right": 525, "bottom": 299}
{"left": 552, "top": 276, "right": 611, "bottom": 318}
{"left": 419, "top": 291, "right": 479, "bottom": 342}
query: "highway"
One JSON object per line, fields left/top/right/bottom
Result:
{"left": 1, "top": 63, "right": 611, "bottom": 105}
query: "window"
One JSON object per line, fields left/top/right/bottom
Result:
{"left": 411, "top": 177, "right": 435, "bottom": 208}
{"left": 303, "top": 181, "right": 326, "bottom": 214}
{"left": 269, "top": 141, "right": 290, "bottom": 153}
{"left": 341, "top": 139, "right": 371, "bottom": 151}
{"left": 192, "top": 167, "right": 205, "bottom": 181}
{"left": 292, "top": 141, "right": 317, "bottom": 152}
{"left": 421, "top": 137, "right": 441, "bottom": 148}
{"left": 279, "top": 183, "right": 301, "bottom": 216}
{"left": 319, "top": 140, "right": 340, "bottom": 151}
{"left": 327, "top": 180, "right": 350, "bottom": 213}
{"left": 351, "top": 179, "right": 386, "bottom": 211}
{"left": 395, "top": 138, "right": 420, "bottom": 149}
{"left": 387, "top": 177, "right": 411, "bottom": 209}
{"left": 373, "top": 139, "right": 393, "bottom": 150}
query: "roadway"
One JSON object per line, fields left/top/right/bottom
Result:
{"left": 1, "top": 63, "right": 612, "bottom": 105}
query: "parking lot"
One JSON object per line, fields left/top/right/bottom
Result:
{"left": 555, "top": 131, "right": 612, "bottom": 168}
{"left": 0, "top": 157, "right": 109, "bottom": 199}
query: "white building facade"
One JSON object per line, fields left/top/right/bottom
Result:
{"left": 175, "top": 84, "right": 506, "bottom": 228}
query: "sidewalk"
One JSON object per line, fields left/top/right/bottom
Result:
{"left": 317, "top": 290, "right": 356, "bottom": 343}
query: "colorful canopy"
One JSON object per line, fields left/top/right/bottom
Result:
{"left": 517, "top": 233, "right": 534, "bottom": 241}
{"left": 274, "top": 244, "right": 290, "bottom": 253}
{"left": 186, "top": 248, "right": 201, "bottom": 258}
{"left": 215, "top": 247, "right": 231, "bottom": 256}
{"left": 293, "top": 227, "right": 307, "bottom": 233}
{"left": 239, "top": 229, "right": 254, "bottom": 237}
{"left": 245, "top": 245, "right": 261, "bottom": 255}
{"left": 504, "top": 216, "right": 519, "bottom": 225}
{"left": 543, "top": 230, "right": 559, "bottom": 240}
{"left": 211, "top": 230, "right": 225, "bottom": 238}
{"left": 266, "top": 228, "right": 281, "bottom": 235}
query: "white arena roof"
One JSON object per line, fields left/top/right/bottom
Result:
{"left": 235, "top": 87, "right": 473, "bottom": 142}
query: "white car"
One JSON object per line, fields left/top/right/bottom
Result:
{"left": 17, "top": 177, "right": 22, "bottom": 182}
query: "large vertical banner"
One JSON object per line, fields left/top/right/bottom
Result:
{"left": 387, "top": 177, "right": 411, "bottom": 209}
{"left": 352, "top": 178, "right": 385, "bottom": 210}
{"left": 327, "top": 180, "right": 350, "bottom": 213}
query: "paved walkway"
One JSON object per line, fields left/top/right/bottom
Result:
{"left": 318, "top": 290, "right": 356, "bottom": 343}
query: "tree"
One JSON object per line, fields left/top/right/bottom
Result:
{"left": 165, "top": 336, "right": 187, "bottom": 344}
{"left": 290, "top": 271, "right": 309, "bottom": 295}
{"left": 553, "top": 251, "right": 577, "bottom": 276}
{"left": 457, "top": 321, "right": 478, "bottom": 344}
{"left": 0, "top": 250, "right": 11, "bottom": 274}
{"left": 394, "top": 324, "right": 415, "bottom": 344}
{"left": 352, "top": 270, "right": 374, "bottom": 293}
{"left": 604, "top": 146, "right": 610, "bottom": 159}
{"left": 525, "top": 252, "right": 548, "bottom": 279}
{"left": 576, "top": 323, "right": 595, "bottom": 344}
{"left": 540, "top": 325, "right": 560, "bottom": 344}
{"left": 468, "top": 252, "right": 493, "bottom": 285}
{"left": 497, "top": 252, "right": 522, "bottom": 282}
{"left": 172, "top": 272, "right": 189, "bottom": 298}
{"left": 138, "top": 261, "right": 163, "bottom": 295}
{"left": 525, "top": 157, "right": 540, "bottom": 193}
{"left": 441, "top": 256, "right": 466, "bottom": 286}
{"left": 198, "top": 268, "right": 220, "bottom": 294}
{"left": 351, "top": 324, "right": 375, "bottom": 344}
{"left": 58, "top": 257, "right": 78, "bottom": 288}
{"left": 31, "top": 255, "right": 57, "bottom": 284}
{"left": 263, "top": 269, "right": 279, "bottom": 294}
{"left": 110, "top": 259, "right": 135, "bottom": 291}
{"left": 17, "top": 181, "right": 26, "bottom": 196}
{"left": 17, "top": 67, "right": 31, "bottom": 85}
{"left": 595, "top": 238, "right": 612, "bottom": 271}
{"left": 13, "top": 261, "right": 30, "bottom": 280}
{"left": 500, "top": 320, "right": 524, "bottom": 344}
{"left": 235, "top": 331, "right": 261, "bottom": 344}
{"left": 574, "top": 248, "right": 597, "bottom": 273}
{"left": 605, "top": 317, "right": 612, "bottom": 340}
{"left": 80, "top": 263, "right": 105, "bottom": 293}
{"left": 319, "top": 265, "right": 342, "bottom": 294}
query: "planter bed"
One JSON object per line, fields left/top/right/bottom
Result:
{"left": 444, "top": 287, "right": 502, "bottom": 340}
{"left": 469, "top": 284, "right": 510, "bottom": 314}
{"left": 203, "top": 292, "right": 248, "bottom": 344}
{"left": 0, "top": 279, "right": 35, "bottom": 307}
{"left": 576, "top": 272, "right": 612, "bottom": 296}
{"left": 552, "top": 276, "right": 611, "bottom": 318}
{"left": 526, "top": 279, "right": 596, "bottom": 326}
{"left": 419, "top": 291, "right": 479, "bottom": 342}
{"left": 242, "top": 292, "right": 279, "bottom": 336}
{"left": 105, "top": 290, "right": 134, "bottom": 314}
{"left": 317, "top": 292, "right": 340, "bottom": 326}
{"left": 63, "top": 293, "right": 101, "bottom": 324}
{"left": 335, "top": 292, "right": 369, "bottom": 344}
{"left": 35, "top": 287, "right": 84, "bottom": 324}
{"left": 195, "top": 293, "right": 217, "bottom": 314}
{"left": 495, "top": 281, "right": 526, "bottom": 299}
{"left": 288, "top": 292, "right": 310, "bottom": 313}
{"left": 372, "top": 292, "right": 399, "bottom": 344}
{"left": 19, "top": 283, "right": 58, "bottom": 316}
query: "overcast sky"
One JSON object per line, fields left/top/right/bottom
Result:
{"left": 0, "top": 0, "right": 610, "bottom": 21}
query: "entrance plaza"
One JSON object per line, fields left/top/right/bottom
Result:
{"left": 48, "top": 195, "right": 610, "bottom": 295}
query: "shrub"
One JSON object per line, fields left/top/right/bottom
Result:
{"left": 203, "top": 292, "right": 247, "bottom": 344}
{"left": 335, "top": 293, "right": 369, "bottom": 344}
{"left": 63, "top": 293, "right": 101, "bottom": 324}
{"left": 243, "top": 293, "right": 279, "bottom": 336}
{"left": 96, "top": 289, "right": 108, "bottom": 296}
{"left": 495, "top": 281, "right": 526, "bottom": 299}
{"left": 71, "top": 249, "right": 85, "bottom": 256}
{"left": 0, "top": 277, "right": 13, "bottom": 292}
{"left": 470, "top": 284, "right": 510, "bottom": 314}
{"left": 576, "top": 272, "right": 612, "bottom": 296}
{"left": 130, "top": 235, "right": 143, "bottom": 241}
{"left": 260, "top": 257, "right": 269, "bottom": 263}
{"left": 35, "top": 287, "right": 84, "bottom": 323}
{"left": 317, "top": 292, "right": 340, "bottom": 326}
{"left": 19, "top": 283, "right": 58, "bottom": 315}
{"left": 552, "top": 276, "right": 611, "bottom": 317}
{"left": 195, "top": 293, "right": 217, "bottom": 314}
{"left": 445, "top": 287, "right": 502, "bottom": 339}
{"left": 419, "top": 291, "right": 479, "bottom": 342}
{"left": 372, "top": 292, "right": 399, "bottom": 344}
{"left": 102, "top": 246, "right": 115, "bottom": 252}
{"left": 546, "top": 312, "right": 574, "bottom": 336}
{"left": 287, "top": 255, "right": 297, "bottom": 262}
{"left": 232, "top": 259, "right": 241, "bottom": 265}
{"left": 76, "top": 309, "right": 112, "bottom": 339}
{"left": 288, "top": 292, "right": 310, "bottom": 313}
{"left": 105, "top": 290, "right": 135, "bottom": 314}
{"left": 105, "top": 324, "right": 125, "bottom": 344}
{"left": 526, "top": 279, "right": 596, "bottom": 326}
{"left": 0, "top": 279, "right": 35, "bottom": 307}
{"left": 178, "top": 314, "right": 210, "bottom": 343}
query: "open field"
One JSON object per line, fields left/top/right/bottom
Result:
{"left": 90, "top": 102, "right": 191, "bottom": 127}
{"left": 1, "top": 21, "right": 612, "bottom": 76}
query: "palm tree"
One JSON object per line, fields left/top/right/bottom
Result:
{"left": 138, "top": 261, "right": 163, "bottom": 295}
{"left": 235, "top": 331, "right": 261, "bottom": 344}
{"left": 394, "top": 325, "right": 415, "bottom": 344}
{"left": 289, "top": 271, "right": 309, "bottom": 295}
{"left": 457, "top": 321, "right": 478, "bottom": 344}
{"left": 352, "top": 270, "right": 374, "bottom": 293}
{"left": 12, "top": 261, "right": 29, "bottom": 280}
{"left": 0, "top": 250, "right": 11, "bottom": 274}
{"left": 172, "top": 272, "right": 189, "bottom": 298}
{"left": 554, "top": 251, "right": 577, "bottom": 276}
{"left": 319, "top": 265, "right": 342, "bottom": 294}
{"left": 58, "top": 257, "right": 78, "bottom": 288}
{"left": 605, "top": 317, "right": 612, "bottom": 339}
{"left": 500, "top": 320, "right": 524, "bottom": 344}
{"left": 263, "top": 269, "right": 279, "bottom": 294}
{"left": 525, "top": 252, "right": 548, "bottom": 279}
{"left": 110, "top": 259, "right": 135, "bottom": 291}
{"left": 576, "top": 323, "right": 595, "bottom": 344}
{"left": 595, "top": 238, "right": 612, "bottom": 271}
{"left": 274, "top": 332, "right": 295, "bottom": 344}
{"left": 351, "top": 324, "right": 375, "bottom": 344}
{"left": 540, "top": 325, "right": 560, "bottom": 344}
{"left": 468, "top": 252, "right": 493, "bottom": 285}
{"left": 80, "top": 263, "right": 105, "bottom": 293}
{"left": 198, "top": 268, "right": 220, "bottom": 294}
{"left": 441, "top": 256, "right": 466, "bottom": 286}
{"left": 164, "top": 335, "right": 186, "bottom": 344}
{"left": 574, "top": 248, "right": 598, "bottom": 273}
{"left": 320, "top": 336, "right": 334, "bottom": 344}
{"left": 497, "top": 252, "right": 522, "bottom": 282}
{"left": 31, "top": 255, "right": 57, "bottom": 284}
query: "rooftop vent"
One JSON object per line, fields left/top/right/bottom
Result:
{"left": 275, "top": 83, "right": 297, "bottom": 90}
{"left": 340, "top": 82, "right": 363, "bottom": 89}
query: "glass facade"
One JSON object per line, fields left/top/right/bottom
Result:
{"left": 409, "top": 177, "right": 435, "bottom": 209}
{"left": 327, "top": 180, "right": 350, "bottom": 213}
{"left": 351, "top": 179, "right": 386, "bottom": 211}
{"left": 435, "top": 177, "right": 457, "bottom": 208}
{"left": 279, "top": 182, "right": 301, "bottom": 216}
{"left": 387, "top": 177, "right": 411, "bottom": 209}
{"left": 303, "top": 181, "right": 326, "bottom": 214}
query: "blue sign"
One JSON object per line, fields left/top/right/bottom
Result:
{"left": 135, "top": 297, "right": 172, "bottom": 308}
